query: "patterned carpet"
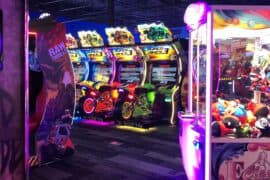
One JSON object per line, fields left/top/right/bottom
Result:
{"left": 30, "top": 122, "right": 187, "bottom": 180}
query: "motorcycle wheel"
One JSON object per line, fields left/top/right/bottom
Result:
{"left": 121, "top": 101, "right": 133, "bottom": 120}
{"left": 83, "top": 97, "right": 96, "bottom": 114}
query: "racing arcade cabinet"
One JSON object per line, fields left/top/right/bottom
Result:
{"left": 105, "top": 27, "right": 150, "bottom": 126}
{"left": 79, "top": 30, "right": 117, "bottom": 122}
{"left": 139, "top": 22, "right": 183, "bottom": 125}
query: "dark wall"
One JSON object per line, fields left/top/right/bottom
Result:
{"left": 0, "top": 1, "right": 26, "bottom": 180}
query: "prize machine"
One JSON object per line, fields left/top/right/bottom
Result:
{"left": 179, "top": 2, "right": 270, "bottom": 180}
{"left": 77, "top": 30, "right": 117, "bottom": 121}
{"left": 138, "top": 22, "right": 184, "bottom": 125}
{"left": 66, "top": 33, "right": 89, "bottom": 120}
{"left": 105, "top": 27, "right": 149, "bottom": 126}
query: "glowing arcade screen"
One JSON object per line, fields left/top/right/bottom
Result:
{"left": 111, "top": 47, "right": 143, "bottom": 84}
{"left": 92, "top": 64, "right": 111, "bottom": 83}
{"left": 118, "top": 63, "right": 143, "bottom": 84}
{"left": 68, "top": 49, "right": 89, "bottom": 83}
{"left": 84, "top": 48, "right": 112, "bottom": 83}
{"left": 151, "top": 62, "right": 177, "bottom": 85}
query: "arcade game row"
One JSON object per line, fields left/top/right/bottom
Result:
{"left": 66, "top": 31, "right": 117, "bottom": 122}
{"left": 66, "top": 23, "right": 186, "bottom": 128}
{"left": 179, "top": 2, "right": 270, "bottom": 180}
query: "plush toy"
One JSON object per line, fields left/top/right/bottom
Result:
{"left": 254, "top": 117, "right": 270, "bottom": 137}
{"left": 212, "top": 99, "right": 251, "bottom": 137}
{"left": 249, "top": 66, "right": 264, "bottom": 91}
{"left": 247, "top": 102, "right": 270, "bottom": 137}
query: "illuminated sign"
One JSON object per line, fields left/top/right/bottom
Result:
{"left": 137, "top": 22, "right": 173, "bottom": 43}
{"left": 142, "top": 45, "right": 177, "bottom": 61}
{"left": 78, "top": 30, "right": 104, "bottom": 47}
{"left": 65, "top": 33, "right": 78, "bottom": 49}
{"left": 105, "top": 27, "right": 135, "bottom": 46}
{"left": 83, "top": 48, "right": 107, "bottom": 62}
{"left": 184, "top": 2, "right": 207, "bottom": 30}
{"left": 67, "top": 49, "right": 86, "bottom": 63}
{"left": 111, "top": 47, "right": 138, "bottom": 61}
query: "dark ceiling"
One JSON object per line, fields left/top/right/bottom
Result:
{"left": 29, "top": 0, "right": 270, "bottom": 28}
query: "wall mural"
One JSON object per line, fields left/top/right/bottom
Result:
{"left": 0, "top": 89, "right": 24, "bottom": 178}
{"left": 0, "top": 0, "right": 25, "bottom": 179}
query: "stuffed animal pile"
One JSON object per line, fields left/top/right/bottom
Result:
{"left": 212, "top": 98, "right": 270, "bottom": 138}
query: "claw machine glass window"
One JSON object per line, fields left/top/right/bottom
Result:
{"left": 190, "top": 23, "right": 207, "bottom": 124}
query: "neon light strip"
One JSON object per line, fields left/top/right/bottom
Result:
{"left": 80, "top": 119, "right": 115, "bottom": 126}
{"left": 170, "top": 86, "right": 179, "bottom": 124}
{"left": 29, "top": 31, "right": 37, "bottom": 36}
{"left": 135, "top": 46, "right": 147, "bottom": 86}
{"left": 188, "top": 32, "right": 193, "bottom": 112}
{"left": 205, "top": 9, "right": 213, "bottom": 180}
{"left": 25, "top": 11, "right": 30, "bottom": 179}
{"left": 139, "top": 46, "right": 147, "bottom": 86}
{"left": 172, "top": 43, "right": 183, "bottom": 84}
{"left": 116, "top": 125, "right": 157, "bottom": 133}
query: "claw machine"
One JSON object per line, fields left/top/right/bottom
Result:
{"left": 179, "top": 2, "right": 270, "bottom": 180}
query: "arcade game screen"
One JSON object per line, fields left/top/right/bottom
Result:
{"left": 150, "top": 62, "right": 177, "bottom": 85}
{"left": 142, "top": 44, "right": 179, "bottom": 86}
{"left": 92, "top": 63, "right": 111, "bottom": 83}
{"left": 117, "top": 63, "right": 143, "bottom": 84}
{"left": 83, "top": 48, "right": 112, "bottom": 83}
{"left": 68, "top": 50, "right": 89, "bottom": 83}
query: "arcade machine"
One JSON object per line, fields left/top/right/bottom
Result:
{"left": 179, "top": 2, "right": 270, "bottom": 180}
{"left": 66, "top": 33, "right": 89, "bottom": 120}
{"left": 138, "top": 22, "right": 184, "bottom": 125}
{"left": 78, "top": 30, "right": 117, "bottom": 122}
{"left": 105, "top": 27, "right": 150, "bottom": 126}
{"left": 29, "top": 16, "right": 75, "bottom": 167}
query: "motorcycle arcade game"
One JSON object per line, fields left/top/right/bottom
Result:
{"left": 66, "top": 33, "right": 89, "bottom": 120}
{"left": 78, "top": 31, "right": 117, "bottom": 122}
{"left": 179, "top": 2, "right": 270, "bottom": 180}
{"left": 138, "top": 22, "right": 183, "bottom": 126}
{"left": 105, "top": 27, "right": 147, "bottom": 126}
{"left": 29, "top": 16, "right": 75, "bottom": 167}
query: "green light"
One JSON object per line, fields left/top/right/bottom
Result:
{"left": 147, "top": 91, "right": 156, "bottom": 104}
{"left": 165, "top": 97, "right": 172, "bottom": 102}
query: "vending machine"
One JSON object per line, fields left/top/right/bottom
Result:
{"left": 179, "top": 2, "right": 270, "bottom": 180}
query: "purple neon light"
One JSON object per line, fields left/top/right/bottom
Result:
{"left": 25, "top": 10, "right": 30, "bottom": 178}
{"left": 80, "top": 119, "right": 115, "bottom": 126}
{"left": 205, "top": 9, "right": 213, "bottom": 180}
{"left": 179, "top": 114, "right": 204, "bottom": 180}
{"left": 184, "top": 2, "right": 207, "bottom": 30}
